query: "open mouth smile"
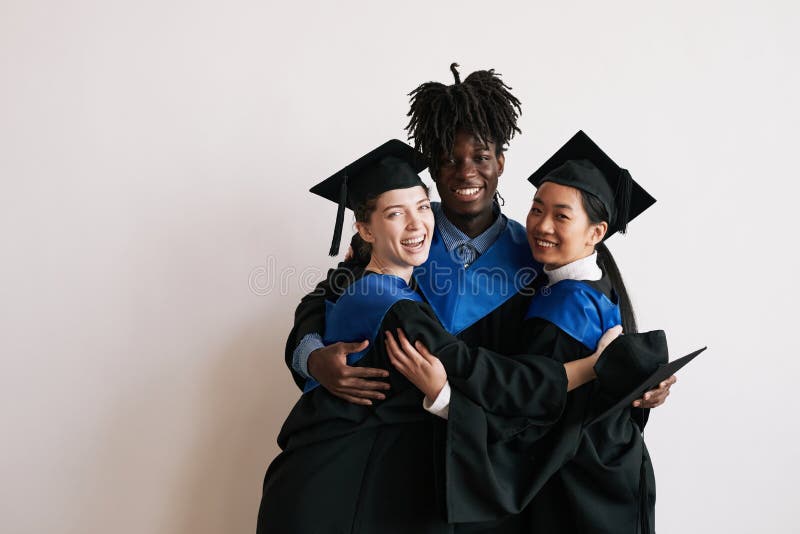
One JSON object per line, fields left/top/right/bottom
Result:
{"left": 452, "top": 186, "right": 485, "bottom": 199}
{"left": 400, "top": 234, "right": 426, "bottom": 250}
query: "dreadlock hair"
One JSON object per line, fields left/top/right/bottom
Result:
{"left": 406, "top": 63, "right": 522, "bottom": 178}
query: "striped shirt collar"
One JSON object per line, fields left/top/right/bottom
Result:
{"left": 433, "top": 201, "right": 507, "bottom": 258}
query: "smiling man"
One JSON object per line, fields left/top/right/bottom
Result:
{"left": 280, "top": 64, "right": 674, "bottom": 532}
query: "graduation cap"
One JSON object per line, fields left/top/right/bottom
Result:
{"left": 527, "top": 131, "right": 656, "bottom": 240}
{"left": 310, "top": 139, "right": 428, "bottom": 256}
{"left": 588, "top": 330, "right": 707, "bottom": 425}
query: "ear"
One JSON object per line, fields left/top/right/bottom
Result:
{"left": 355, "top": 221, "right": 375, "bottom": 244}
{"left": 587, "top": 221, "right": 608, "bottom": 246}
{"left": 496, "top": 152, "right": 505, "bottom": 176}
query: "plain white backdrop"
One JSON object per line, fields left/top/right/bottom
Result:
{"left": 2, "top": 1, "right": 798, "bottom": 532}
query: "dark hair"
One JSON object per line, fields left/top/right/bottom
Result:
{"left": 405, "top": 63, "right": 521, "bottom": 178}
{"left": 349, "top": 184, "right": 430, "bottom": 266}
{"left": 581, "top": 191, "right": 638, "bottom": 334}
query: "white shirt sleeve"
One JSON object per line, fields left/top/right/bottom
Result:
{"left": 422, "top": 380, "right": 451, "bottom": 420}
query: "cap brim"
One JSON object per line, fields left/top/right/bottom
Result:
{"left": 309, "top": 139, "right": 428, "bottom": 207}
{"left": 527, "top": 130, "right": 657, "bottom": 239}
{"left": 587, "top": 346, "right": 707, "bottom": 425}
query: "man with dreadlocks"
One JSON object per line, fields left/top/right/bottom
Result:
{"left": 281, "top": 64, "right": 674, "bottom": 532}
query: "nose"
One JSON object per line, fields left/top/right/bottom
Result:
{"left": 455, "top": 159, "right": 477, "bottom": 179}
{"left": 533, "top": 214, "right": 554, "bottom": 235}
{"left": 406, "top": 210, "right": 422, "bottom": 230}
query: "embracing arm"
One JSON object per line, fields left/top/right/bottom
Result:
{"left": 380, "top": 307, "right": 613, "bottom": 522}
{"left": 379, "top": 300, "right": 613, "bottom": 421}
{"left": 283, "top": 260, "right": 391, "bottom": 403}
{"left": 283, "top": 261, "right": 357, "bottom": 387}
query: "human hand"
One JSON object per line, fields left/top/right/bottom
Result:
{"left": 384, "top": 329, "right": 447, "bottom": 401}
{"left": 307, "top": 340, "right": 390, "bottom": 405}
{"left": 592, "top": 325, "right": 624, "bottom": 361}
{"left": 633, "top": 375, "right": 676, "bottom": 408}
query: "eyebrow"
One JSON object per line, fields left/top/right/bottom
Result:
{"left": 533, "top": 197, "right": 574, "bottom": 210}
{"left": 382, "top": 199, "right": 429, "bottom": 212}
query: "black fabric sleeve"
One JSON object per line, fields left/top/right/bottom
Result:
{"left": 283, "top": 261, "right": 365, "bottom": 389}
{"left": 522, "top": 316, "right": 594, "bottom": 364}
{"left": 379, "top": 300, "right": 569, "bottom": 421}
{"left": 439, "top": 316, "right": 595, "bottom": 522}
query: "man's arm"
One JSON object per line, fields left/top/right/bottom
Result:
{"left": 283, "top": 258, "right": 392, "bottom": 404}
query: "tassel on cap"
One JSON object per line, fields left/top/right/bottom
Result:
{"left": 614, "top": 169, "right": 633, "bottom": 235}
{"left": 310, "top": 140, "right": 428, "bottom": 257}
{"left": 328, "top": 172, "right": 348, "bottom": 256}
{"left": 526, "top": 131, "right": 655, "bottom": 240}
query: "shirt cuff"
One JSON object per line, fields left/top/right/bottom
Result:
{"left": 292, "top": 333, "right": 324, "bottom": 379}
{"left": 423, "top": 381, "right": 451, "bottom": 420}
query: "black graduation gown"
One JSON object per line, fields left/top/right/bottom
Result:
{"left": 259, "top": 275, "right": 567, "bottom": 534}
{"left": 469, "top": 275, "right": 658, "bottom": 534}
{"left": 281, "top": 222, "right": 547, "bottom": 533}
{"left": 284, "top": 222, "right": 542, "bottom": 390}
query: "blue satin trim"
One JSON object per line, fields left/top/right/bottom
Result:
{"left": 413, "top": 219, "right": 540, "bottom": 335}
{"left": 525, "top": 279, "right": 622, "bottom": 351}
{"left": 303, "top": 274, "right": 423, "bottom": 393}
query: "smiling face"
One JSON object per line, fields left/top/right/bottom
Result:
{"left": 356, "top": 186, "right": 434, "bottom": 279}
{"left": 526, "top": 182, "right": 608, "bottom": 269}
{"left": 434, "top": 130, "right": 504, "bottom": 233}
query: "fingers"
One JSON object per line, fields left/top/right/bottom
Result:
{"left": 396, "top": 330, "right": 426, "bottom": 365}
{"left": 662, "top": 375, "right": 678, "bottom": 387}
{"left": 384, "top": 331, "right": 409, "bottom": 369}
{"left": 342, "top": 387, "right": 387, "bottom": 401}
{"left": 596, "top": 325, "right": 623, "bottom": 352}
{"left": 347, "top": 366, "right": 389, "bottom": 379}
{"left": 341, "top": 339, "right": 370, "bottom": 355}
{"left": 341, "top": 376, "right": 391, "bottom": 391}
{"left": 632, "top": 378, "right": 675, "bottom": 408}
{"left": 331, "top": 379, "right": 390, "bottom": 404}
{"left": 333, "top": 391, "right": 374, "bottom": 406}
{"left": 384, "top": 331, "right": 402, "bottom": 358}
{"left": 396, "top": 329, "right": 415, "bottom": 354}
{"left": 639, "top": 389, "right": 669, "bottom": 408}
{"left": 413, "top": 340, "right": 437, "bottom": 364}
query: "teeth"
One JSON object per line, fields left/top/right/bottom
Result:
{"left": 455, "top": 187, "right": 481, "bottom": 196}
{"left": 536, "top": 239, "right": 557, "bottom": 248}
{"left": 401, "top": 236, "right": 425, "bottom": 246}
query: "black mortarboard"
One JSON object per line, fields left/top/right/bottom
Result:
{"left": 527, "top": 131, "right": 656, "bottom": 240}
{"left": 310, "top": 139, "right": 428, "bottom": 256}
{"left": 588, "top": 330, "right": 706, "bottom": 425}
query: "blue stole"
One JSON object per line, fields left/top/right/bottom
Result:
{"left": 413, "top": 218, "right": 540, "bottom": 335}
{"left": 525, "top": 279, "right": 622, "bottom": 351}
{"left": 303, "top": 274, "right": 423, "bottom": 393}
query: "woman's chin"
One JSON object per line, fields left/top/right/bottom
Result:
{"left": 407, "top": 253, "right": 430, "bottom": 267}
{"left": 402, "top": 247, "right": 431, "bottom": 267}
{"left": 400, "top": 242, "right": 431, "bottom": 267}
{"left": 530, "top": 250, "right": 548, "bottom": 264}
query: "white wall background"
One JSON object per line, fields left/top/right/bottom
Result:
{"left": 2, "top": 1, "right": 798, "bottom": 532}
